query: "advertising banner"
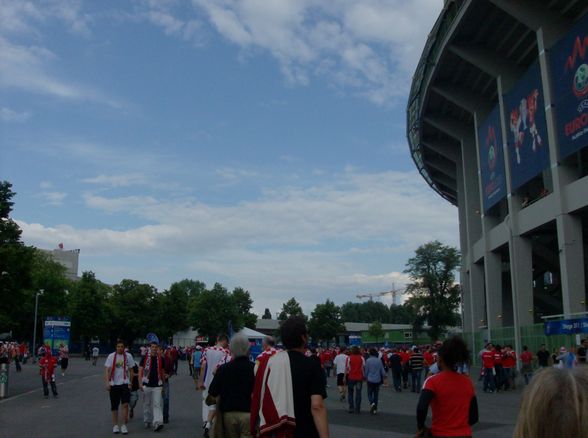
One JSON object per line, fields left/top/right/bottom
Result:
{"left": 503, "top": 62, "right": 550, "bottom": 190}
{"left": 550, "top": 14, "right": 588, "bottom": 159}
{"left": 43, "top": 316, "right": 71, "bottom": 355}
{"left": 544, "top": 317, "right": 588, "bottom": 335}
{"left": 478, "top": 105, "right": 507, "bottom": 211}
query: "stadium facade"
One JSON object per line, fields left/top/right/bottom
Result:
{"left": 407, "top": 0, "right": 588, "bottom": 354}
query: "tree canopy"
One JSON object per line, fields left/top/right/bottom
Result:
{"left": 404, "top": 240, "right": 461, "bottom": 341}
{"left": 278, "top": 297, "right": 307, "bottom": 321}
{"left": 308, "top": 299, "right": 343, "bottom": 343}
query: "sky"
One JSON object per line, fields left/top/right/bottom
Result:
{"left": 0, "top": 0, "right": 457, "bottom": 316}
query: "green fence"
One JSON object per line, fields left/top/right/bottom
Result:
{"left": 465, "top": 324, "right": 581, "bottom": 366}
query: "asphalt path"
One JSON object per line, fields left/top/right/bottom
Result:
{"left": 0, "top": 358, "right": 519, "bottom": 437}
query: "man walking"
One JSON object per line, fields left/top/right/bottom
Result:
{"left": 39, "top": 346, "right": 58, "bottom": 399}
{"left": 251, "top": 316, "right": 328, "bottom": 437}
{"left": 58, "top": 343, "right": 69, "bottom": 377}
{"left": 139, "top": 341, "right": 167, "bottom": 432}
{"left": 365, "top": 348, "right": 387, "bottom": 414}
{"left": 104, "top": 340, "right": 135, "bottom": 435}
{"left": 198, "top": 335, "right": 231, "bottom": 437}
{"left": 333, "top": 346, "right": 348, "bottom": 401}
{"left": 92, "top": 345, "right": 100, "bottom": 366}
{"left": 409, "top": 347, "right": 424, "bottom": 392}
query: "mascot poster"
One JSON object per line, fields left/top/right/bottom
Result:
{"left": 478, "top": 104, "right": 506, "bottom": 211}
{"left": 503, "top": 62, "right": 550, "bottom": 190}
{"left": 550, "top": 14, "right": 588, "bottom": 159}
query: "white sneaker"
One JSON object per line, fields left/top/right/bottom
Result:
{"left": 120, "top": 424, "right": 128, "bottom": 435}
{"left": 113, "top": 425, "right": 120, "bottom": 434}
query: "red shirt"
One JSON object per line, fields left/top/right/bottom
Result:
{"left": 481, "top": 351, "right": 494, "bottom": 368}
{"left": 423, "top": 371, "right": 475, "bottom": 437}
{"left": 502, "top": 351, "right": 516, "bottom": 368}
{"left": 520, "top": 351, "right": 533, "bottom": 365}
{"left": 493, "top": 349, "right": 502, "bottom": 365}
{"left": 347, "top": 355, "right": 365, "bottom": 381}
{"left": 400, "top": 351, "right": 411, "bottom": 364}
{"left": 423, "top": 351, "right": 435, "bottom": 366}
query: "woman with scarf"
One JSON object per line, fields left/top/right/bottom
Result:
{"left": 39, "top": 345, "right": 58, "bottom": 399}
{"left": 139, "top": 341, "right": 168, "bottom": 432}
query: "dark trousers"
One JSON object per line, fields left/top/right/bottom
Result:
{"left": 391, "top": 369, "right": 402, "bottom": 390}
{"left": 402, "top": 365, "right": 410, "bottom": 388}
{"left": 366, "top": 382, "right": 380, "bottom": 409}
{"left": 411, "top": 369, "right": 422, "bottom": 392}
{"left": 483, "top": 367, "right": 495, "bottom": 391}
{"left": 42, "top": 377, "right": 58, "bottom": 396}
{"left": 163, "top": 381, "right": 170, "bottom": 421}
{"left": 325, "top": 366, "right": 332, "bottom": 378}
{"left": 15, "top": 357, "right": 21, "bottom": 372}
{"left": 347, "top": 379, "right": 362, "bottom": 412}
{"left": 494, "top": 365, "right": 504, "bottom": 390}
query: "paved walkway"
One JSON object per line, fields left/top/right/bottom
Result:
{"left": 0, "top": 358, "right": 519, "bottom": 437}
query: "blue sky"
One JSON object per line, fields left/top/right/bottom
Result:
{"left": 0, "top": 0, "right": 457, "bottom": 315}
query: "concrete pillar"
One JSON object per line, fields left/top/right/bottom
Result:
{"left": 537, "top": 28, "right": 587, "bottom": 317}
{"left": 484, "top": 251, "right": 503, "bottom": 333}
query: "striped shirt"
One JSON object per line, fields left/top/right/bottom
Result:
{"left": 409, "top": 352, "right": 424, "bottom": 371}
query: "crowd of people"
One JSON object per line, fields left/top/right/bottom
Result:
{"left": 2, "top": 329, "right": 587, "bottom": 437}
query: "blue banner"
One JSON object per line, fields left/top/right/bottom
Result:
{"left": 503, "top": 62, "right": 550, "bottom": 190}
{"left": 544, "top": 317, "right": 588, "bottom": 335}
{"left": 43, "top": 316, "right": 71, "bottom": 355}
{"left": 550, "top": 14, "right": 588, "bottom": 159}
{"left": 478, "top": 105, "right": 506, "bottom": 211}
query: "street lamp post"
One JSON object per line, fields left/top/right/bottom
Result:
{"left": 32, "top": 289, "right": 43, "bottom": 364}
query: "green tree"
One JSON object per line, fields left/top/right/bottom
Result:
{"left": 231, "top": 287, "right": 257, "bottom": 329}
{"left": 308, "top": 299, "right": 343, "bottom": 344}
{"left": 110, "top": 279, "right": 158, "bottom": 345}
{"left": 262, "top": 308, "right": 272, "bottom": 319}
{"left": 389, "top": 303, "right": 417, "bottom": 324}
{"left": 0, "top": 181, "right": 36, "bottom": 339}
{"left": 278, "top": 297, "right": 306, "bottom": 321}
{"left": 404, "top": 240, "right": 461, "bottom": 341}
{"left": 189, "top": 283, "right": 237, "bottom": 339}
{"left": 153, "top": 281, "right": 191, "bottom": 342}
{"left": 340, "top": 301, "right": 390, "bottom": 323}
{"left": 68, "top": 271, "right": 111, "bottom": 346}
{"left": 368, "top": 320, "right": 385, "bottom": 344}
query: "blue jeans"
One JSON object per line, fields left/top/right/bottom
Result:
{"left": 366, "top": 382, "right": 380, "bottom": 409}
{"left": 411, "top": 369, "right": 422, "bottom": 392}
{"left": 162, "top": 381, "right": 170, "bottom": 421}
{"left": 347, "top": 379, "right": 362, "bottom": 412}
{"left": 483, "top": 367, "right": 495, "bottom": 391}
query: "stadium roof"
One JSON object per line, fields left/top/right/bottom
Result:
{"left": 406, "top": 0, "right": 587, "bottom": 205}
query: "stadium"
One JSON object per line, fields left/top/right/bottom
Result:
{"left": 407, "top": 0, "right": 588, "bottom": 355}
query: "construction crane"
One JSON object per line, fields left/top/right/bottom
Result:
{"left": 356, "top": 283, "right": 405, "bottom": 305}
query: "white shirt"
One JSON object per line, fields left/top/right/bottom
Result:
{"left": 92, "top": 347, "right": 99, "bottom": 356}
{"left": 333, "top": 353, "right": 349, "bottom": 375}
{"left": 201, "top": 346, "right": 230, "bottom": 388}
{"left": 104, "top": 352, "right": 136, "bottom": 385}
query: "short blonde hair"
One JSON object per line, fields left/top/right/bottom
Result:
{"left": 514, "top": 367, "right": 588, "bottom": 438}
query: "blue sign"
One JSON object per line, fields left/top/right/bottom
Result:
{"left": 146, "top": 333, "right": 159, "bottom": 344}
{"left": 249, "top": 338, "right": 263, "bottom": 362}
{"left": 550, "top": 14, "right": 588, "bottom": 159}
{"left": 43, "top": 316, "right": 71, "bottom": 355}
{"left": 503, "top": 62, "right": 550, "bottom": 190}
{"left": 544, "top": 317, "right": 588, "bottom": 335}
{"left": 349, "top": 335, "right": 361, "bottom": 346}
{"left": 478, "top": 105, "right": 507, "bottom": 211}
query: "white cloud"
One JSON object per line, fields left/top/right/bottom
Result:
{"left": 18, "top": 169, "right": 457, "bottom": 310}
{"left": 0, "top": 106, "right": 31, "bottom": 122}
{"left": 188, "top": 0, "right": 443, "bottom": 105}
{"left": 0, "top": 0, "right": 92, "bottom": 37}
{"left": 0, "top": 37, "right": 122, "bottom": 107}
{"left": 39, "top": 191, "right": 67, "bottom": 206}
{"left": 81, "top": 173, "right": 149, "bottom": 188}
